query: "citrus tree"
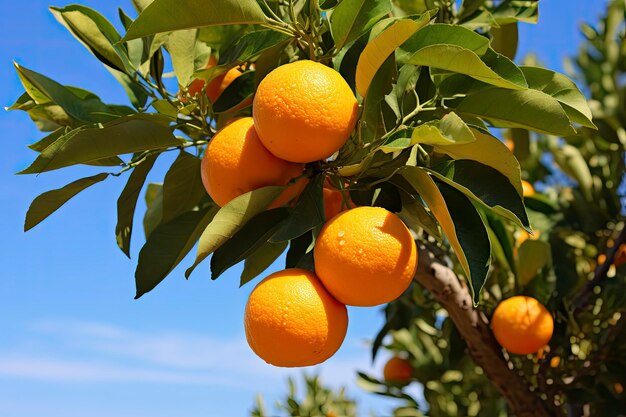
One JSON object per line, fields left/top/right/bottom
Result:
{"left": 8, "top": 0, "right": 624, "bottom": 416}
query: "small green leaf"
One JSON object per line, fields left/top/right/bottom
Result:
{"left": 330, "top": 0, "right": 392, "bottom": 51}
{"left": 411, "top": 112, "right": 475, "bottom": 146}
{"left": 517, "top": 240, "right": 551, "bottom": 286}
{"left": 25, "top": 173, "right": 108, "bottom": 231}
{"left": 115, "top": 154, "right": 158, "bottom": 257}
{"left": 490, "top": 22, "right": 518, "bottom": 60}
{"left": 456, "top": 88, "right": 577, "bottom": 136}
{"left": 240, "top": 240, "right": 288, "bottom": 287}
{"left": 161, "top": 150, "right": 206, "bottom": 224}
{"left": 211, "top": 207, "right": 291, "bottom": 280}
{"left": 271, "top": 175, "right": 325, "bottom": 242}
{"left": 123, "top": 0, "right": 267, "bottom": 41}
{"left": 135, "top": 206, "right": 219, "bottom": 298}
{"left": 185, "top": 186, "right": 284, "bottom": 278}
{"left": 19, "top": 114, "right": 179, "bottom": 174}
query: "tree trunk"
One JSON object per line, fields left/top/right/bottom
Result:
{"left": 414, "top": 246, "right": 555, "bottom": 417}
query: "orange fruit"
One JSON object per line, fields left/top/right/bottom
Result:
{"left": 491, "top": 296, "right": 554, "bottom": 355}
{"left": 244, "top": 268, "right": 348, "bottom": 367}
{"left": 383, "top": 356, "right": 413, "bottom": 385}
{"left": 515, "top": 229, "right": 540, "bottom": 247}
{"left": 201, "top": 117, "right": 303, "bottom": 207}
{"left": 323, "top": 180, "right": 353, "bottom": 221}
{"left": 253, "top": 60, "right": 358, "bottom": 163}
{"left": 314, "top": 206, "right": 417, "bottom": 307}
{"left": 521, "top": 180, "right": 535, "bottom": 197}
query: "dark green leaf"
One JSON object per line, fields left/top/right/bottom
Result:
{"left": 161, "top": 150, "right": 206, "bottom": 224}
{"left": 429, "top": 159, "right": 530, "bottom": 229}
{"left": 19, "top": 114, "right": 179, "bottom": 174}
{"left": 185, "top": 186, "right": 285, "bottom": 278}
{"left": 330, "top": 0, "right": 392, "bottom": 50}
{"left": 135, "top": 206, "right": 219, "bottom": 298}
{"left": 25, "top": 173, "right": 108, "bottom": 231}
{"left": 240, "top": 240, "right": 288, "bottom": 287}
{"left": 213, "top": 71, "right": 254, "bottom": 113}
{"left": 285, "top": 232, "right": 315, "bottom": 271}
{"left": 271, "top": 175, "right": 325, "bottom": 242}
{"left": 211, "top": 207, "right": 291, "bottom": 280}
{"left": 123, "top": 0, "right": 267, "bottom": 41}
{"left": 115, "top": 154, "right": 158, "bottom": 257}
{"left": 490, "top": 22, "right": 518, "bottom": 60}
{"left": 436, "top": 181, "right": 491, "bottom": 305}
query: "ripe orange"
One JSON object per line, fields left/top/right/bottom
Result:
{"left": 521, "top": 180, "right": 535, "bottom": 197}
{"left": 201, "top": 117, "right": 303, "bottom": 207}
{"left": 253, "top": 60, "right": 358, "bottom": 163}
{"left": 244, "top": 268, "right": 348, "bottom": 367}
{"left": 615, "top": 244, "right": 626, "bottom": 267}
{"left": 314, "top": 206, "right": 417, "bottom": 307}
{"left": 322, "top": 180, "right": 353, "bottom": 221}
{"left": 383, "top": 356, "right": 413, "bottom": 385}
{"left": 491, "top": 296, "right": 554, "bottom": 355}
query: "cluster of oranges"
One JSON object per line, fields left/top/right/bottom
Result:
{"left": 195, "top": 60, "right": 418, "bottom": 367}
{"left": 193, "top": 59, "right": 555, "bottom": 367}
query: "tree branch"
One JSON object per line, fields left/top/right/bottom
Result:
{"left": 414, "top": 245, "right": 555, "bottom": 417}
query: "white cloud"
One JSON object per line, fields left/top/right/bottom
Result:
{"left": 0, "top": 319, "right": 378, "bottom": 390}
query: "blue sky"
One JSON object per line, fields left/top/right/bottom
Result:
{"left": 0, "top": 1, "right": 608, "bottom": 416}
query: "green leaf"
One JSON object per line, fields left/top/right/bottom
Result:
{"left": 355, "top": 15, "right": 431, "bottom": 96}
{"left": 123, "top": 0, "right": 267, "bottom": 41}
{"left": 360, "top": 56, "right": 396, "bottom": 143}
{"left": 135, "top": 206, "right": 218, "bottom": 298}
{"left": 25, "top": 173, "right": 108, "bottom": 231}
{"left": 115, "top": 154, "right": 158, "bottom": 257}
{"left": 330, "top": 0, "right": 392, "bottom": 51}
{"left": 213, "top": 71, "right": 254, "bottom": 113}
{"left": 490, "top": 22, "right": 518, "bottom": 60}
{"left": 285, "top": 232, "right": 315, "bottom": 271}
{"left": 397, "top": 23, "right": 491, "bottom": 63}
{"left": 411, "top": 112, "right": 475, "bottom": 146}
{"left": 400, "top": 167, "right": 491, "bottom": 304}
{"left": 50, "top": 5, "right": 130, "bottom": 72}
{"left": 14, "top": 63, "right": 120, "bottom": 124}
{"left": 143, "top": 183, "right": 163, "bottom": 238}
{"left": 19, "top": 114, "right": 179, "bottom": 174}
{"left": 552, "top": 143, "right": 594, "bottom": 201}
{"left": 185, "top": 186, "right": 284, "bottom": 278}
{"left": 456, "top": 88, "right": 577, "bottom": 136}
{"left": 161, "top": 150, "right": 206, "bottom": 224}
{"left": 27, "top": 128, "right": 66, "bottom": 152}
{"left": 404, "top": 44, "right": 526, "bottom": 90}
{"left": 211, "top": 207, "right": 291, "bottom": 280}
{"left": 428, "top": 159, "right": 530, "bottom": 229}
{"left": 165, "top": 29, "right": 197, "bottom": 86}
{"left": 240, "top": 240, "right": 288, "bottom": 287}
{"left": 517, "top": 240, "right": 551, "bottom": 286}
{"left": 433, "top": 128, "right": 524, "bottom": 197}
{"left": 521, "top": 66, "right": 595, "bottom": 128}
{"left": 270, "top": 175, "right": 325, "bottom": 242}
{"left": 397, "top": 194, "right": 441, "bottom": 239}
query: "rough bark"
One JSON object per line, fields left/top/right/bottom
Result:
{"left": 414, "top": 246, "right": 555, "bottom": 417}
